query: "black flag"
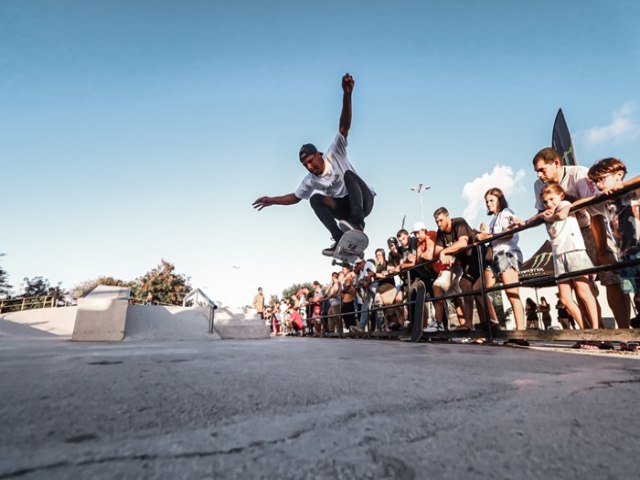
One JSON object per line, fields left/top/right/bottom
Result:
{"left": 552, "top": 108, "right": 577, "bottom": 166}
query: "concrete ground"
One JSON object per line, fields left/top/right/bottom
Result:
{"left": 1, "top": 337, "right": 639, "bottom": 480}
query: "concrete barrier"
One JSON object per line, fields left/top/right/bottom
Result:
{"left": 72, "top": 286, "right": 130, "bottom": 341}
{"left": 214, "top": 307, "right": 270, "bottom": 339}
{"left": 125, "top": 304, "right": 221, "bottom": 341}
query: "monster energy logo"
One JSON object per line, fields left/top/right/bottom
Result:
{"left": 530, "top": 251, "right": 553, "bottom": 270}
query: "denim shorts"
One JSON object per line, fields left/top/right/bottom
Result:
{"left": 620, "top": 251, "right": 640, "bottom": 294}
{"left": 554, "top": 250, "right": 594, "bottom": 280}
{"left": 490, "top": 251, "right": 522, "bottom": 276}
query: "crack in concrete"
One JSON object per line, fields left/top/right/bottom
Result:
{"left": 0, "top": 428, "right": 316, "bottom": 478}
{"left": 568, "top": 377, "right": 640, "bottom": 397}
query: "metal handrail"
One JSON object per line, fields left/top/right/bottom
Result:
{"left": 314, "top": 182, "right": 639, "bottom": 341}
{"left": 0, "top": 295, "right": 58, "bottom": 313}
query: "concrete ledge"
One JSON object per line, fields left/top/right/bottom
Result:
{"left": 214, "top": 317, "right": 270, "bottom": 339}
{"left": 125, "top": 305, "right": 220, "bottom": 341}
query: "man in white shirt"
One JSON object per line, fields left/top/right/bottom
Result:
{"left": 531, "top": 147, "right": 630, "bottom": 328}
{"left": 253, "top": 73, "right": 375, "bottom": 256}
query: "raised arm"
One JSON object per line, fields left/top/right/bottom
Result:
{"left": 339, "top": 73, "right": 354, "bottom": 138}
{"left": 252, "top": 193, "right": 301, "bottom": 211}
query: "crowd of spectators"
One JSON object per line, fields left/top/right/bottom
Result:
{"left": 265, "top": 150, "right": 639, "bottom": 336}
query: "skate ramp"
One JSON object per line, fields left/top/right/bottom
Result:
{"left": 0, "top": 306, "right": 77, "bottom": 338}
{"left": 125, "top": 304, "right": 221, "bottom": 341}
{"left": 72, "top": 286, "right": 130, "bottom": 341}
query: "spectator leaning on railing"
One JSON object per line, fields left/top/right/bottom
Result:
{"left": 529, "top": 147, "right": 630, "bottom": 328}
{"left": 476, "top": 188, "right": 526, "bottom": 331}
{"left": 520, "top": 183, "right": 600, "bottom": 330}
{"left": 586, "top": 158, "right": 640, "bottom": 326}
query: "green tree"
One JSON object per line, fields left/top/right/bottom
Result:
{"left": 22, "top": 276, "right": 51, "bottom": 297}
{"left": 135, "top": 260, "right": 192, "bottom": 305}
{"left": 281, "top": 282, "right": 315, "bottom": 302}
{"left": 0, "top": 253, "right": 11, "bottom": 298}
{"left": 71, "top": 276, "right": 135, "bottom": 298}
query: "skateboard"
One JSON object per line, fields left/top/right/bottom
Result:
{"left": 331, "top": 230, "right": 369, "bottom": 266}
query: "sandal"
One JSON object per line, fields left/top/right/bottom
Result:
{"left": 620, "top": 342, "right": 640, "bottom": 352}
{"left": 572, "top": 341, "right": 600, "bottom": 350}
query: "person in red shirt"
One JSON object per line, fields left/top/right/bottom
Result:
{"left": 288, "top": 308, "right": 304, "bottom": 335}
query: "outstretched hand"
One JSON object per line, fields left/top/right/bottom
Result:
{"left": 252, "top": 196, "right": 273, "bottom": 211}
{"left": 509, "top": 217, "right": 526, "bottom": 228}
{"left": 342, "top": 73, "right": 354, "bottom": 94}
{"left": 541, "top": 208, "right": 555, "bottom": 221}
{"left": 600, "top": 184, "right": 623, "bottom": 195}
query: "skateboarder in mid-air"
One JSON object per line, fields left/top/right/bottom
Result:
{"left": 252, "top": 73, "right": 375, "bottom": 256}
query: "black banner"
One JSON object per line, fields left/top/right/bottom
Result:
{"left": 552, "top": 108, "right": 576, "bottom": 166}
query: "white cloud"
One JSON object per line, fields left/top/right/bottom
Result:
{"left": 462, "top": 165, "right": 526, "bottom": 222}
{"left": 585, "top": 101, "right": 640, "bottom": 145}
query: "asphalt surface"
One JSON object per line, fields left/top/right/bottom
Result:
{"left": 1, "top": 337, "right": 639, "bottom": 479}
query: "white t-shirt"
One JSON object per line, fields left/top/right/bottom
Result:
{"left": 489, "top": 208, "right": 523, "bottom": 261}
{"left": 295, "top": 133, "right": 375, "bottom": 200}
{"left": 534, "top": 165, "right": 602, "bottom": 228}
{"left": 545, "top": 200, "right": 586, "bottom": 255}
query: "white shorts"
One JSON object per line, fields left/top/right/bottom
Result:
{"left": 433, "top": 264, "right": 462, "bottom": 294}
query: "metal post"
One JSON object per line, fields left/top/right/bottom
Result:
{"left": 477, "top": 243, "right": 493, "bottom": 342}
{"left": 208, "top": 305, "right": 215, "bottom": 334}
{"left": 410, "top": 183, "right": 431, "bottom": 224}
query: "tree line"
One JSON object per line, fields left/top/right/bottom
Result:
{"left": 0, "top": 254, "right": 191, "bottom": 306}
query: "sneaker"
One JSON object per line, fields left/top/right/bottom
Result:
{"left": 349, "top": 325, "right": 363, "bottom": 333}
{"left": 338, "top": 219, "right": 365, "bottom": 232}
{"left": 322, "top": 241, "right": 338, "bottom": 257}
{"left": 423, "top": 319, "right": 444, "bottom": 333}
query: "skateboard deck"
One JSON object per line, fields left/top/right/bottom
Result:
{"left": 331, "top": 230, "right": 369, "bottom": 266}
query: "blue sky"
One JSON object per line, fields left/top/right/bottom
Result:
{"left": 2, "top": 0, "right": 639, "bottom": 306}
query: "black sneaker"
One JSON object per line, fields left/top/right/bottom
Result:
{"left": 322, "top": 241, "right": 338, "bottom": 257}
{"left": 338, "top": 219, "right": 365, "bottom": 232}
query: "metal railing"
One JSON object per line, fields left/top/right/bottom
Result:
{"left": 0, "top": 295, "right": 61, "bottom": 313}
{"left": 306, "top": 182, "right": 640, "bottom": 343}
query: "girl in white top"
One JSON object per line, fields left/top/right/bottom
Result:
{"left": 535, "top": 183, "right": 598, "bottom": 329}
{"left": 477, "top": 188, "right": 525, "bottom": 330}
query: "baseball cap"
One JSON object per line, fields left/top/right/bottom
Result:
{"left": 387, "top": 236, "right": 398, "bottom": 245}
{"left": 299, "top": 143, "right": 318, "bottom": 162}
{"left": 412, "top": 221, "right": 427, "bottom": 233}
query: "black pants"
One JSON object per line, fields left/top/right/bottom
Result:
{"left": 341, "top": 300, "right": 356, "bottom": 329}
{"left": 309, "top": 170, "right": 374, "bottom": 241}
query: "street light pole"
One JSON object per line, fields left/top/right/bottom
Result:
{"left": 410, "top": 183, "right": 430, "bottom": 224}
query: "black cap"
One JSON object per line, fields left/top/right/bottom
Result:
{"left": 299, "top": 143, "right": 318, "bottom": 162}
{"left": 387, "top": 236, "right": 398, "bottom": 245}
